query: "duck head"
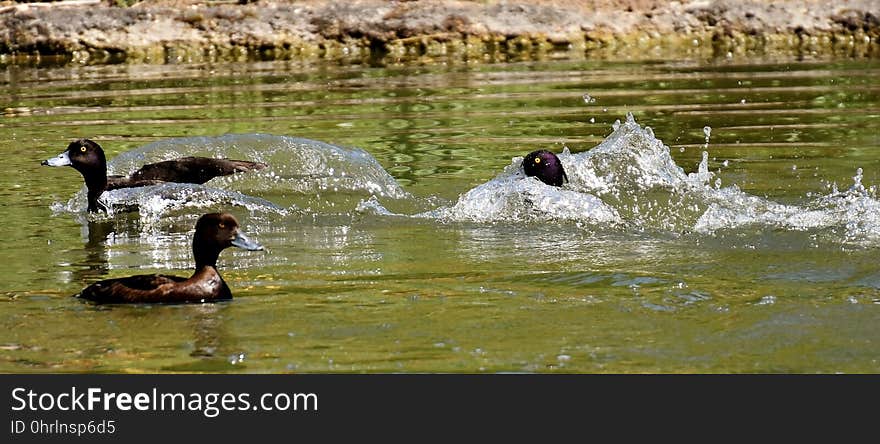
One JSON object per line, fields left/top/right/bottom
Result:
{"left": 42, "top": 139, "right": 107, "bottom": 179}
{"left": 42, "top": 139, "right": 109, "bottom": 212}
{"left": 522, "top": 149, "right": 568, "bottom": 187}
{"left": 193, "top": 213, "right": 264, "bottom": 269}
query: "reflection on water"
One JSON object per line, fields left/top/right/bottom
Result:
{"left": 71, "top": 221, "right": 114, "bottom": 283}
{"left": 1, "top": 56, "right": 879, "bottom": 373}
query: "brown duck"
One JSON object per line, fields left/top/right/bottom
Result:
{"left": 76, "top": 213, "right": 264, "bottom": 304}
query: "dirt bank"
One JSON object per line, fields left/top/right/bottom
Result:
{"left": 1, "top": 0, "right": 878, "bottom": 65}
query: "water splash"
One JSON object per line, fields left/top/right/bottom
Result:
{"left": 102, "top": 183, "right": 287, "bottom": 222}
{"left": 399, "top": 114, "right": 688, "bottom": 229}
{"left": 50, "top": 123, "right": 880, "bottom": 247}
{"left": 426, "top": 171, "right": 622, "bottom": 225}
{"left": 407, "top": 113, "right": 880, "bottom": 245}
{"left": 689, "top": 151, "right": 712, "bottom": 185}
{"left": 355, "top": 195, "right": 399, "bottom": 217}
{"left": 850, "top": 168, "right": 865, "bottom": 194}
{"left": 111, "top": 134, "right": 409, "bottom": 199}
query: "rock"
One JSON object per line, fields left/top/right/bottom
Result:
{"left": 0, "top": 0, "right": 877, "bottom": 65}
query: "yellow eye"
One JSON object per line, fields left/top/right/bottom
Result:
{"left": 218, "top": 223, "right": 226, "bottom": 229}
{"left": 534, "top": 157, "right": 541, "bottom": 164}
{"left": 80, "top": 146, "right": 87, "bottom": 153}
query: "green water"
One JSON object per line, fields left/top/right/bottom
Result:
{"left": 2, "top": 56, "right": 879, "bottom": 373}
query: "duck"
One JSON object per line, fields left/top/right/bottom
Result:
{"left": 76, "top": 212, "right": 264, "bottom": 304}
{"left": 41, "top": 139, "right": 268, "bottom": 212}
{"left": 522, "top": 149, "right": 568, "bottom": 187}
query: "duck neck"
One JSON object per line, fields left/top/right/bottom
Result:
{"left": 86, "top": 185, "right": 107, "bottom": 213}
{"left": 80, "top": 165, "right": 108, "bottom": 213}
{"left": 193, "top": 240, "right": 222, "bottom": 270}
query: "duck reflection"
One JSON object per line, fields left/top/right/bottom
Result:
{"left": 72, "top": 215, "right": 145, "bottom": 282}
{"left": 70, "top": 220, "right": 115, "bottom": 283}
{"left": 186, "top": 303, "right": 230, "bottom": 359}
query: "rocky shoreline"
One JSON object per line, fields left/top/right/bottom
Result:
{"left": 1, "top": 0, "right": 878, "bottom": 65}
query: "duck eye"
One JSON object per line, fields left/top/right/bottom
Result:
{"left": 80, "top": 146, "right": 87, "bottom": 153}
{"left": 534, "top": 157, "right": 541, "bottom": 164}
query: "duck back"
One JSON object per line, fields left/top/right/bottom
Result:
{"left": 129, "top": 157, "right": 267, "bottom": 185}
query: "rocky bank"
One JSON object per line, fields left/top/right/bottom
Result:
{"left": 0, "top": 0, "right": 878, "bottom": 65}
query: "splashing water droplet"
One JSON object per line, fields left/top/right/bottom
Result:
{"left": 756, "top": 295, "right": 776, "bottom": 305}
{"left": 849, "top": 167, "right": 866, "bottom": 193}
{"left": 582, "top": 93, "right": 596, "bottom": 104}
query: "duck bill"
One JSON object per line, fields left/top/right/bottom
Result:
{"left": 41, "top": 151, "right": 72, "bottom": 167}
{"left": 231, "top": 231, "right": 264, "bottom": 251}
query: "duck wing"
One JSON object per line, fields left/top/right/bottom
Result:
{"left": 128, "top": 157, "right": 267, "bottom": 185}
{"left": 76, "top": 274, "right": 187, "bottom": 304}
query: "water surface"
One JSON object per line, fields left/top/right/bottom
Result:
{"left": 1, "top": 56, "right": 879, "bottom": 373}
